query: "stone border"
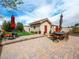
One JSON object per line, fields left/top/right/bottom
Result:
{"left": 0, "top": 34, "right": 45, "bottom": 46}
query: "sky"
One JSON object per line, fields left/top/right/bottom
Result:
{"left": 0, "top": 0, "right": 79, "bottom": 27}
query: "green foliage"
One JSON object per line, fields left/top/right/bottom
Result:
{"left": 72, "top": 27, "right": 79, "bottom": 33}
{"left": 2, "top": 21, "right": 12, "bottom": 32}
{"left": 72, "top": 23, "right": 79, "bottom": 33}
{"left": 7, "top": 21, "right": 13, "bottom": 31}
{"left": 17, "top": 32, "right": 33, "bottom": 36}
{"left": 2, "top": 21, "right": 7, "bottom": 31}
{"left": 4, "top": 31, "right": 12, "bottom": 34}
{"left": 16, "top": 22, "right": 24, "bottom": 32}
{"left": 30, "top": 31, "right": 37, "bottom": 34}
{"left": 0, "top": 0, "right": 23, "bottom": 10}
{"left": 75, "top": 23, "right": 79, "bottom": 26}
{"left": 2, "top": 21, "right": 24, "bottom": 32}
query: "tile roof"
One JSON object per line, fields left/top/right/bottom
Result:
{"left": 29, "top": 18, "right": 51, "bottom": 25}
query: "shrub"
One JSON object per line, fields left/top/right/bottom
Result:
{"left": 16, "top": 22, "right": 24, "bottom": 32}
{"left": 72, "top": 24, "right": 79, "bottom": 33}
{"left": 2, "top": 21, "right": 13, "bottom": 32}
{"left": 2, "top": 21, "right": 7, "bottom": 31}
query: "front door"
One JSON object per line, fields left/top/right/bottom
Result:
{"left": 44, "top": 25, "right": 47, "bottom": 34}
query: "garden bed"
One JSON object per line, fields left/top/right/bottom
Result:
{"left": 0, "top": 34, "right": 44, "bottom": 46}
{"left": 0, "top": 32, "right": 34, "bottom": 43}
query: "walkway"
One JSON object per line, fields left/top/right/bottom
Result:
{"left": 0, "top": 35, "right": 79, "bottom": 59}
{"left": 0, "top": 34, "right": 44, "bottom": 45}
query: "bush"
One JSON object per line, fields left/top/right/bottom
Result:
{"left": 73, "top": 27, "right": 79, "bottom": 33}
{"left": 16, "top": 22, "right": 24, "bottom": 32}
{"left": 72, "top": 24, "right": 79, "bottom": 33}
{"left": 2, "top": 21, "right": 7, "bottom": 31}
{"left": 30, "top": 31, "right": 36, "bottom": 34}
{"left": 2, "top": 21, "right": 13, "bottom": 32}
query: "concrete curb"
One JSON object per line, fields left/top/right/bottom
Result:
{"left": 0, "top": 35, "right": 45, "bottom": 46}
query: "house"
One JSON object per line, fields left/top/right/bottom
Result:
{"left": 29, "top": 18, "right": 54, "bottom": 34}
{"left": 51, "top": 25, "right": 57, "bottom": 32}
{"left": 24, "top": 26, "right": 30, "bottom": 32}
{"left": 0, "top": 25, "right": 2, "bottom": 30}
{"left": 0, "top": 15, "right": 5, "bottom": 30}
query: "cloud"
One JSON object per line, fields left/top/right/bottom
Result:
{"left": 31, "top": 5, "right": 52, "bottom": 18}
{"left": 49, "top": 0, "right": 79, "bottom": 26}
{"left": 62, "top": 0, "right": 79, "bottom": 26}
{"left": 16, "top": 15, "right": 35, "bottom": 25}
{"left": 0, "top": 14, "right": 6, "bottom": 25}
{"left": 0, "top": 0, "right": 79, "bottom": 27}
{"left": 16, "top": 0, "right": 79, "bottom": 26}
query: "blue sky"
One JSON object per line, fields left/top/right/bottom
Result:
{"left": 0, "top": 0, "right": 79, "bottom": 26}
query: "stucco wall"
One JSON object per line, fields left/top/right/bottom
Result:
{"left": 24, "top": 24, "right": 55, "bottom": 34}
{"left": 51, "top": 26, "right": 56, "bottom": 33}
{"left": 30, "top": 27, "right": 34, "bottom": 32}
{"left": 40, "top": 21, "right": 51, "bottom": 34}
{"left": 34, "top": 26, "right": 40, "bottom": 33}
{"left": 24, "top": 26, "right": 30, "bottom": 32}
{"left": 30, "top": 25, "right": 40, "bottom": 33}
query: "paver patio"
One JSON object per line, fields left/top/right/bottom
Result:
{"left": 0, "top": 35, "right": 79, "bottom": 59}
{"left": 0, "top": 34, "right": 44, "bottom": 45}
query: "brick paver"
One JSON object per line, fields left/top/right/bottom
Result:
{"left": 0, "top": 36, "right": 79, "bottom": 59}
{"left": 1, "top": 34, "right": 44, "bottom": 45}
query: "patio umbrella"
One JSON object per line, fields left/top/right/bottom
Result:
{"left": 11, "top": 15, "right": 16, "bottom": 29}
{"left": 59, "top": 14, "right": 63, "bottom": 31}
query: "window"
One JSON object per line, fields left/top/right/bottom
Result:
{"left": 29, "top": 28, "right": 30, "bottom": 31}
{"left": 34, "top": 26, "right": 36, "bottom": 29}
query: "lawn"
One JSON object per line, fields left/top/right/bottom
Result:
{"left": 16, "top": 32, "right": 33, "bottom": 36}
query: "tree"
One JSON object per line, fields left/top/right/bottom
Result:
{"left": 0, "top": 0, "right": 23, "bottom": 10}
{"left": 2, "top": 21, "right": 7, "bottom": 31}
{"left": 2, "top": 21, "right": 13, "bottom": 32}
{"left": 16, "top": 22, "right": 24, "bottom": 32}
{"left": 75, "top": 23, "right": 79, "bottom": 27}
{"left": 7, "top": 21, "right": 13, "bottom": 32}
